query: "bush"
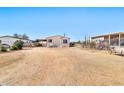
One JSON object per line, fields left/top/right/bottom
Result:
{"left": 89, "top": 41, "right": 96, "bottom": 48}
{"left": 69, "top": 42, "right": 75, "bottom": 47}
{"left": 11, "top": 45, "right": 18, "bottom": 50}
{"left": 0, "top": 45, "right": 7, "bottom": 52}
{"left": 11, "top": 40, "right": 24, "bottom": 50}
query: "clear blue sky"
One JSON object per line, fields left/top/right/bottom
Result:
{"left": 0, "top": 7, "right": 124, "bottom": 41}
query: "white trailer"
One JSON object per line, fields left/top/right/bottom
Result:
{"left": 109, "top": 46, "right": 124, "bottom": 55}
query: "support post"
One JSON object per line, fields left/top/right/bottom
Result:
{"left": 109, "top": 35, "right": 111, "bottom": 45}
{"left": 119, "top": 34, "right": 121, "bottom": 47}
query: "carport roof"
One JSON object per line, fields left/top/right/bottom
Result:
{"left": 0, "top": 35, "right": 30, "bottom": 40}
{"left": 91, "top": 32, "right": 124, "bottom": 39}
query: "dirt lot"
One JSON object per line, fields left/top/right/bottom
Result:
{"left": 0, "top": 47, "right": 124, "bottom": 86}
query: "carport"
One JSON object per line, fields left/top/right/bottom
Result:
{"left": 91, "top": 32, "right": 124, "bottom": 47}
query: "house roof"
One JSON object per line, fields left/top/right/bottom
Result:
{"left": 0, "top": 35, "right": 30, "bottom": 40}
{"left": 91, "top": 32, "right": 124, "bottom": 39}
{"left": 46, "top": 35, "right": 70, "bottom": 39}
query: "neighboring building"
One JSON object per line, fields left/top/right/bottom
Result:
{"left": 0, "top": 36, "right": 32, "bottom": 47}
{"left": 38, "top": 39, "right": 47, "bottom": 47}
{"left": 33, "top": 39, "right": 47, "bottom": 47}
{"left": 91, "top": 32, "right": 124, "bottom": 48}
{"left": 46, "top": 35, "right": 70, "bottom": 47}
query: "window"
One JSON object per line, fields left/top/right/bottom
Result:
{"left": 63, "top": 39, "right": 68, "bottom": 44}
{"left": 48, "top": 39, "right": 52, "bottom": 43}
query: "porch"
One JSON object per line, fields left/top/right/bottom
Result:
{"left": 91, "top": 32, "right": 124, "bottom": 49}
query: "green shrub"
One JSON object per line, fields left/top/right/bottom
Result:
{"left": 11, "top": 40, "right": 24, "bottom": 50}
{"left": 11, "top": 45, "right": 18, "bottom": 50}
{"left": 0, "top": 45, "right": 7, "bottom": 52}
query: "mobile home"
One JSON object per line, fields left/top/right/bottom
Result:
{"left": 0, "top": 36, "right": 31, "bottom": 47}
{"left": 46, "top": 35, "right": 70, "bottom": 47}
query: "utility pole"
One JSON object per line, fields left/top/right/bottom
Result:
{"left": 64, "top": 33, "right": 66, "bottom": 37}
{"left": 88, "top": 35, "right": 91, "bottom": 43}
{"left": 85, "top": 35, "right": 87, "bottom": 46}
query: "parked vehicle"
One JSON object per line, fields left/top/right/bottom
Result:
{"left": 2, "top": 44, "right": 10, "bottom": 48}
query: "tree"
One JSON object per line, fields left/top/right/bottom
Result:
{"left": 13, "top": 34, "right": 18, "bottom": 38}
{"left": 22, "top": 34, "right": 29, "bottom": 40}
{"left": 13, "top": 34, "right": 29, "bottom": 40}
{"left": 77, "top": 40, "right": 81, "bottom": 44}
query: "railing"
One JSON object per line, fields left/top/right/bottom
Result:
{"left": 120, "top": 39, "right": 124, "bottom": 46}
{"left": 101, "top": 38, "right": 124, "bottom": 46}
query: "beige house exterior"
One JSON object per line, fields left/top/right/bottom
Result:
{"left": 46, "top": 35, "right": 70, "bottom": 47}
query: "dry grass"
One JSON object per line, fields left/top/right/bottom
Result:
{"left": 0, "top": 47, "right": 124, "bottom": 86}
{"left": 0, "top": 52, "right": 24, "bottom": 68}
